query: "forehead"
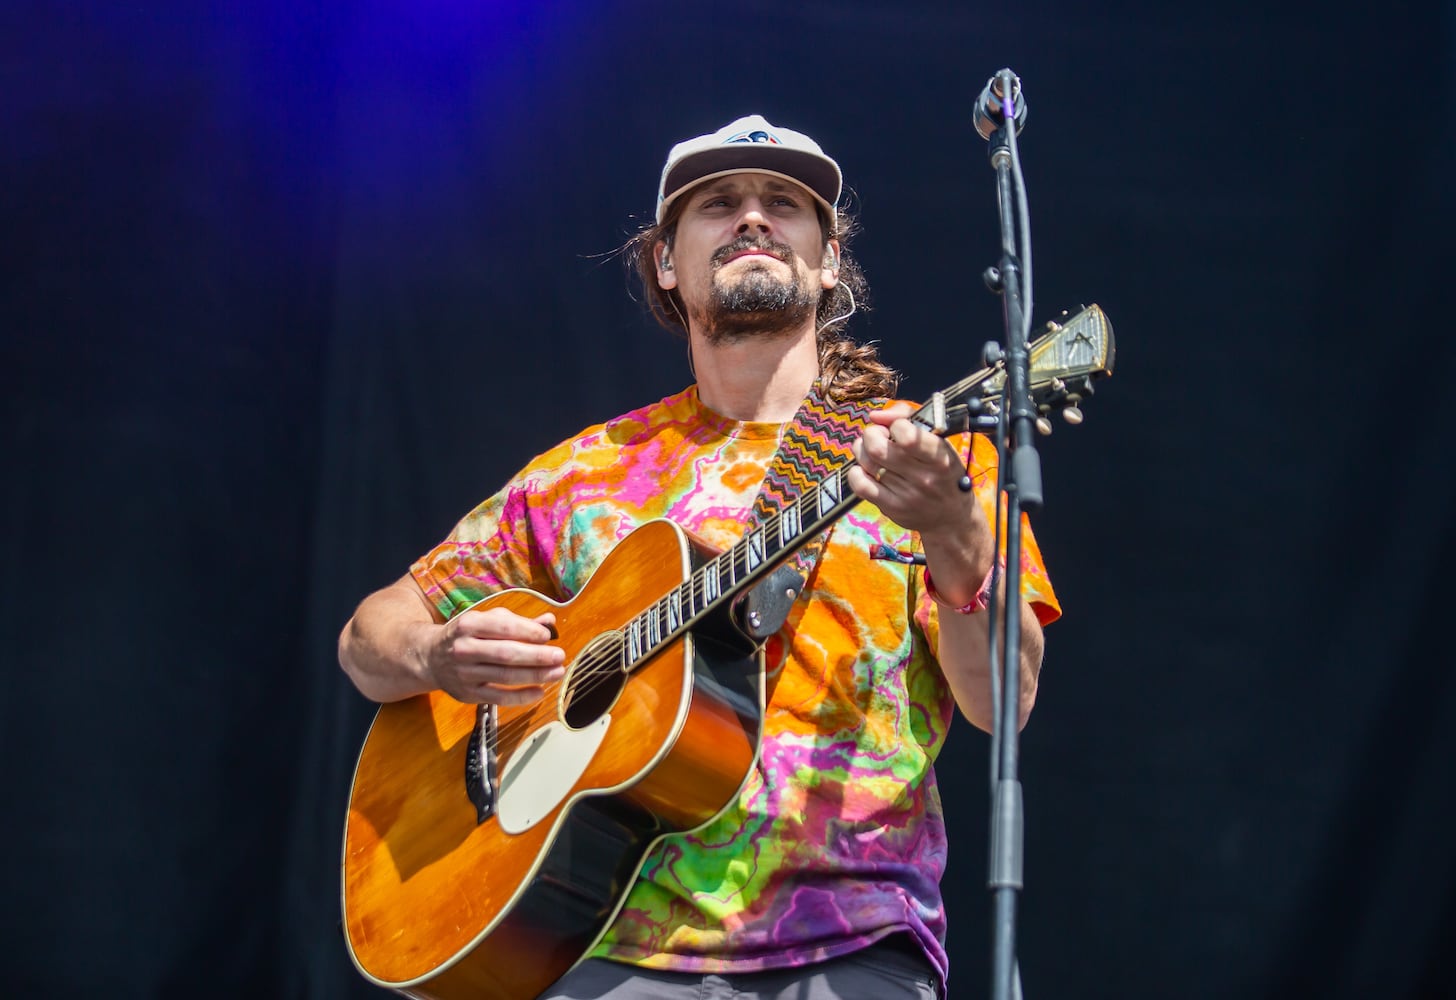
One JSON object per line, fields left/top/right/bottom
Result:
{"left": 689, "top": 172, "right": 815, "bottom": 201}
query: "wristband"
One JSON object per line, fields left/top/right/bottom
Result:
{"left": 923, "top": 560, "right": 1000, "bottom": 615}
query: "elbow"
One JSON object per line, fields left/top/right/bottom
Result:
{"left": 1016, "top": 678, "right": 1038, "bottom": 731}
{"left": 963, "top": 678, "right": 1037, "bottom": 734}
{"left": 337, "top": 617, "right": 366, "bottom": 690}
{"left": 337, "top": 615, "right": 380, "bottom": 700}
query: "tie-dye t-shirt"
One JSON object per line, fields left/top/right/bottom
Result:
{"left": 409, "top": 385, "right": 1059, "bottom": 987}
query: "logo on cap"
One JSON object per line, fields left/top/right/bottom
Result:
{"left": 725, "top": 129, "right": 781, "bottom": 145}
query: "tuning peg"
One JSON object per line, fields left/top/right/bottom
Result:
{"left": 1062, "top": 406, "right": 1083, "bottom": 425}
{"left": 1035, "top": 416, "right": 1054, "bottom": 436}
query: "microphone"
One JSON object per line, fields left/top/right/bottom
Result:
{"left": 973, "top": 69, "right": 1027, "bottom": 140}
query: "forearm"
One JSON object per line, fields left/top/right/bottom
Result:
{"left": 846, "top": 403, "right": 1048, "bottom": 730}
{"left": 935, "top": 596, "right": 1043, "bottom": 733}
{"left": 338, "top": 575, "right": 442, "bottom": 703}
{"left": 921, "top": 529, "right": 1043, "bottom": 732}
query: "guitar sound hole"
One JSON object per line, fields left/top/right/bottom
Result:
{"left": 562, "top": 634, "right": 627, "bottom": 730}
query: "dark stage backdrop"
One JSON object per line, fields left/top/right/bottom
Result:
{"left": 4, "top": 2, "right": 1453, "bottom": 997}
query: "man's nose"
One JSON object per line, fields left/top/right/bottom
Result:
{"left": 735, "top": 201, "right": 770, "bottom": 236}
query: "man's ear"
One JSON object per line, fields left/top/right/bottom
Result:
{"left": 656, "top": 239, "right": 677, "bottom": 290}
{"left": 821, "top": 238, "right": 841, "bottom": 289}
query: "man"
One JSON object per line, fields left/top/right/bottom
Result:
{"left": 339, "top": 114, "right": 1060, "bottom": 999}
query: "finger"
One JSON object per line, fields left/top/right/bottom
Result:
{"left": 456, "top": 681, "right": 554, "bottom": 707}
{"left": 854, "top": 423, "right": 894, "bottom": 470}
{"left": 851, "top": 440, "right": 893, "bottom": 498}
{"left": 533, "top": 611, "right": 560, "bottom": 638}
{"left": 865, "top": 401, "right": 915, "bottom": 428}
{"left": 486, "top": 685, "right": 553, "bottom": 706}
{"left": 892, "top": 423, "right": 968, "bottom": 482}
{"left": 885, "top": 417, "right": 943, "bottom": 461}
{"left": 846, "top": 459, "right": 900, "bottom": 506}
{"left": 454, "top": 606, "right": 560, "bottom": 642}
{"left": 457, "top": 662, "right": 567, "bottom": 687}
{"left": 451, "top": 635, "right": 566, "bottom": 668}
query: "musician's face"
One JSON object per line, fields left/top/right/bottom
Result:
{"left": 657, "top": 172, "right": 838, "bottom": 342}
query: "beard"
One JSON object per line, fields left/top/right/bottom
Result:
{"left": 696, "top": 236, "right": 818, "bottom": 345}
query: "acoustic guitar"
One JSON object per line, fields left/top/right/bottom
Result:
{"left": 342, "top": 305, "right": 1114, "bottom": 999}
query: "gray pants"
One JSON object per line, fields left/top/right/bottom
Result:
{"left": 539, "top": 937, "right": 941, "bottom": 999}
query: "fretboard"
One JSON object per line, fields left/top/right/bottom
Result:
{"left": 620, "top": 460, "right": 864, "bottom": 670}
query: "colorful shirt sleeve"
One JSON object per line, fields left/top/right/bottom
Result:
{"left": 408, "top": 437, "right": 589, "bottom": 619}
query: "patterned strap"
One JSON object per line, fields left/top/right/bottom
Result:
{"left": 748, "top": 380, "right": 880, "bottom": 585}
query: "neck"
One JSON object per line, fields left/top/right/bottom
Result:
{"left": 689, "top": 324, "right": 820, "bottom": 423}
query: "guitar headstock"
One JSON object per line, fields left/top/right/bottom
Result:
{"left": 986, "top": 303, "right": 1115, "bottom": 429}
{"left": 927, "top": 304, "right": 1115, "bottom": 434}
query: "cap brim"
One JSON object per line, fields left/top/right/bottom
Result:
{"left": 658, "top": 147, "right": 840, "bottom": 223}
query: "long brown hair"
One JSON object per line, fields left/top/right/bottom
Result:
{"left": 625, "top": 190, "right": 899, "bottom": 403}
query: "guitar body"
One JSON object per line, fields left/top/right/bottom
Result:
{"left": 342, "top": 519, "right": 765, "bottom": 999}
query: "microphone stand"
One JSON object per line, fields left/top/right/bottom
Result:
{"left": 978, "top": 68, "right": 1041, "bottom": 1000}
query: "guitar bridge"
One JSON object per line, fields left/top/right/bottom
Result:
{"left": 465, "top": 704, "right": 499, "bottom": 824}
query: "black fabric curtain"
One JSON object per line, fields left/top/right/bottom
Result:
{"left": 4, "top": 2, "right": 1453, "bottom": 997}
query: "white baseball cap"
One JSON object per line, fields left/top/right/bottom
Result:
{"left": 656, "top": 114, "right": 842, "bottom": 224}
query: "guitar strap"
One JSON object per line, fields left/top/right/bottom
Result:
{"left": 739, "top": 380, "right": 882, "bottom": 639}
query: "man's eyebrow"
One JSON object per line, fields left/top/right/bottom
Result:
{"left": 695, "top": 180, "right": 737, "bottom": 196}
{"left": 693, "top": 177, "right": 810, "bottom": 198}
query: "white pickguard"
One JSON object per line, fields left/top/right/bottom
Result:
{"left": 496, "top": 715, "right": 611, "bottom": 834}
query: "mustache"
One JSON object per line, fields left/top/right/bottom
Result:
{"left": 710, "top": 236, "right": 795, "bottom": 268}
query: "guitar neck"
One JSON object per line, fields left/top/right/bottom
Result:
{"left": 619, "top": 302, "right": 1114, "bottom": 673}
{"left": 619, "top": 461, "right": 864, "bottom": 670}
